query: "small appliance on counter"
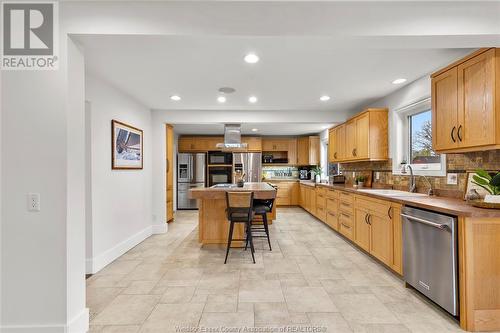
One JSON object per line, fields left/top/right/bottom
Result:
{"left": 298, "top": 166, "right": 311, "bottom": 180}
{"left": 330, "top": 174, "right": 346, "bottom": 184}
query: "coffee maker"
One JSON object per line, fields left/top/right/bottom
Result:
{"left": 298, "top": 166, "right": 311, "bottom": 180}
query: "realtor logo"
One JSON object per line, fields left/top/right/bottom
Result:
{"left": 1, "top": 1, "right": 58, "bottom": 70}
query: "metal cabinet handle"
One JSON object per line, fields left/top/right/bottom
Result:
{"left": 334, "top": 152, "right": 337, "bottom": 159}
{"left": 364, "top": 213, "right": 369, "bottom": 225}
{"left": 328, "top": 211, "right": 336, "bottom": 217}
{"left": 457, "top": 125, "right": 463, "bottom": 142}
{"left": 352, "top": 148, "right": 357, "bottom": 157}
{"left": 387, "top": 207, "right": 392, "bottom": 219}
{"left": 341, "top": 213, "right": 351, "bottom": 218}
{"left": 401, "top": 213, "right": 448, "bottom": 230}
{"left": 167, "top": 159, "right": 169, "bottom": 172}
{"left": 451, "top": 126, "right": 456, "bottom": 143}
{"left": 341, "top": 222, "right": 351, "bottom": 229}
{"left": 367, "top": 214, "right": 372, "bottom": 225}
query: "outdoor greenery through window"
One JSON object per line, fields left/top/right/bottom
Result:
{"left": 409, "top": 110, "right": 441, "bottom": 169}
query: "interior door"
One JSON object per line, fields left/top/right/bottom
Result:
{"left": 457, "top": 48, "right": 496, "bottom": 148}
{"left": 432, "top": 68, "right": 459, "bottom": 151}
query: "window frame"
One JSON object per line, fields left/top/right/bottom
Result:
{"left": 392, "top": 98, "right": 446, "bottom": 177}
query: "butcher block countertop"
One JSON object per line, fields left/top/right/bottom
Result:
{"left": 300, "top": 181, "right": 500, "bottom": 218}
{"left": 189, "top": 182, "right": 276, "bottom": 200}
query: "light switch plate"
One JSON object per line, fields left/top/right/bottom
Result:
{"left": 375, "top": 172, "right": 380, "bottom": 180}
{"left": 27, "top": 193, "right": 40, "bottom": 212}
{"left": 447, "top": 173, "right": 458, "bottom": 185}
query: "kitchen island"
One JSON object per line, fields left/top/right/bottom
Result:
{"left": 189, "top": 183, "right": 277, "bottom": 245}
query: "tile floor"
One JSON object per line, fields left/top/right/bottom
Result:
{"left": 87, "top": 208, "right": 467, "bottom": 333}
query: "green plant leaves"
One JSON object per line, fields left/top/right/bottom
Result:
{"left": 490, "top": 173, "right": 500, "bottom": 187}
{"left": 475, "top": 169, "right": 492, "bottom": 181}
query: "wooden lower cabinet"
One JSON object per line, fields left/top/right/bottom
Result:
{"left": 271, "top": 181, "right": 299, "bottom": 206}
{"left": 354, "top": 207, "right": 371, "bottom": 252}
{"left": 338, "top": 211, "right": 354, "bottom": 240}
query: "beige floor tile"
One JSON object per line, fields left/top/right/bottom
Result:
{"left": 199, "top": 312, "right": 254, "bottom": 328}
{"left": 284, "top": 287, "right": 337, "bottom": 313}
{"left": 307, "top": 313, "right": 353, "bottom": 332}
{"left": 349, "top": 323, "right": 411, "bottom": 333}
{"left": 101, "top": 325, "right": 141, "bottom": 333}
{"left": 99, "top": 260, "right": 142, "bottom": 276}
{"left": 160, "top": 286, "right": 196, "bottom": 303}
{"left": 331, "top": 294, "right": 399, "bottom": 324}
{"left": 140, "top": 303, "right": 205, "bottom": 333}
{"left": 254, "top": 302, "right": 290, "bottom": 325}
{"left": 93, "top": 294, "right": 160, "bottom": 325}
{"left": 239, "top": 279, "right": 285, "bottom": 303}
{"left": 87, "top": 287, "right": 124, "bottom": 316}
{"left": 263, "top": 258, "right": 301, "bottom": 274}
{"left": 87, "top": 275, "right": 131, "bottom": 288}
{"left": 124, "top": 264, "right": 168, "bottom": 281}
{"left": 123, "top": 281, "right": 158, "bottom": 295}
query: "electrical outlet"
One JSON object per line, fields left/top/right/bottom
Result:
{"left": 375, "top": 172, "right": 380, "bottom": 180}
{"left": 447, "top": 173, "right": 458, "bottom": 185}
{"left": 27, "top": 193, "right": 40, "bottom": 212}
{"left": 352, "top": 172, "right": 355, "bottom": 178}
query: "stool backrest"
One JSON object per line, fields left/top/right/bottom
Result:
{"left": 226, "top": 191, "right": 254, "bottom": 219}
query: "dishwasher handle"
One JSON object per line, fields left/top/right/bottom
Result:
{"left": 401, "top": 213, "right": 449, "bottom": 230}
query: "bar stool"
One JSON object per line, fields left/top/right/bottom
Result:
{"left": 248, "top": 197, "right": 275, "bottom": 251}
{"left": 224, "top": 191, "right": 255, "bottom": 264}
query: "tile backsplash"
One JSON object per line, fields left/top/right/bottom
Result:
{"left": 333, "top": 150, "right": 500, "bottom": 199}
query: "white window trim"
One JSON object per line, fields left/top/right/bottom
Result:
{"left": 392, "top": 97, "right": 447, "bottom": 177}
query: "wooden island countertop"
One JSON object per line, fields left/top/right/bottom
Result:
{"left": 189, "top": 183, "right": 277, "bottom": 245}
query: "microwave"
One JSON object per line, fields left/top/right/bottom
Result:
{"left": 208, "top": 151, "right": 233, "bottom": 165}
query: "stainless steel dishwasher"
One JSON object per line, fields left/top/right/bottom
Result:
{"left": 401, "top": 206, "right": 459, "bottom": 316}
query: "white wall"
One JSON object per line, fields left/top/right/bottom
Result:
{"left": 85, "top": 75, "right": 159, "bottom": 274}
{"left": 1, "top": 37, "right": 87, "bottom": 332}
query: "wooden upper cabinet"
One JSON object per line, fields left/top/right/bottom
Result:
{"left": 328, "top": 108, "right": 388, "bottom": 163}
{"left": 178, "top": 136, "right": 222, "bottom": 152}
{"left": 262, "top": 137, "right": 297, "bottom": 164}
{"left": 241, "top": 136, "right": 262, "bottom": 151}
{"left": 458, "top": 49, "right": 496, "bottom": 148}
{"left": 297, "top": 136, "right": 320, "bottom": 166}
{"left": 432, "top": 48, "right": 500, "bottom": 153}
{"left": 432, "top": 67, "right": 459, "bottom": 151}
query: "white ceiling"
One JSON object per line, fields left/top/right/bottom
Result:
{"left": 78, "top": 34, "right": 471, "bottom": 112}
{"left": 172, "top": 122, "right": 334, "bottom": 136}
{"left": 71, "top": 1, "right": 499, "bottom": 135}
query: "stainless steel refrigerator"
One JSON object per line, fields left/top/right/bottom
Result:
{"left": 232, "top": 152, "right": 262, "bottom": 183}
{"left": 177, "top": 153, "right": 206, "bottom": 209}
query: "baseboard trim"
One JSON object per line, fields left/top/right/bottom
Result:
{"left": 152, "top": 223, "right": 168, "bottom": 234}
{"left": 87, "top": 225, "right": 153, "bottom": 274}
{"left": 1, "top": 308, "right": 89, "bottom": 333}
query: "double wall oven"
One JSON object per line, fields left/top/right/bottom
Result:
{"left": 207, "top": 152, "right": 233, "bottom": 186}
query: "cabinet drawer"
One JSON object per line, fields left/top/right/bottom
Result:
{"left": 339, "top": 212, "right": 353, "bottom": 239}
{"left": 339, "top": 191, "right": 354, "bottom": 203}
{"left": 326, "top": 209, "right": 338, "bottom": 230}
{"left": 316, "top": 206, "right": 327, "bottom": 222}
{"left": 326, "top": 189, "right": 338, "bottom": 200}
{"left": 355, "top": 196, "right": 392, "bottom": 218}
{"left": 339, "top": 200, "right": 354, "bottom": 214}
{"left": 316, "top": 187, "right": 327, "bottom": 195}
{"left": 326, "top": 198, "right": 338, "bottom": 212}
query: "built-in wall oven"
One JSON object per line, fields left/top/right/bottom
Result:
{"left": 208, "top": 151, "right": 232, "bottom": 165}
{"left": 208, "top": 166, "right": 233, "bottom": 186}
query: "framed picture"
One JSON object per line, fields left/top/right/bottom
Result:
{"left": 112, "top": 120, "right": 143, "bottom": 169}
{"left": 464, "top": 170, "right": 497, "bottom": 200}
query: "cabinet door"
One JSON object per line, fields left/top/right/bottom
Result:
{"left": 299, "top": 185, "right": 305, "bottom": 207}
{"left": 309, "top": 188, "right": 316, "bottom": 215}
{"left": 242, "top": 136, "right": 262, "bottom": 151}
{"left": 354, "top": 208, "right": 371, "bottom": 252}
{"left": 178, "top": 137, "right": 194, "bottom": 152}
{"left": 369, "top": 213, "right": 393, "bottom": 266}
{"left": 355, "top": 113, "right": 370, "bottom": 159}
{"left": 337, "top": 125, "right": 346, "bottom": 160}
{"left": 290, "top": 182, "right": 300, "bottom": 205}
{"left": 346, "top": 120, "right": 357, "bottom": 160}
{"left": 328, "top": 129, "right": 336, "bottom": 162}
{"left": 326, "top": 198, "right": 338, "bottom": 230}
{"left": 166, "top": 124, "right": 175, "bottom": 222}
{"left": 432, "top": 68, "right": 459, "bottom": 151}
{"left": 287, "top": 138, "right": 298, "bottom": 165}
{"left": 297, "top": 137, "right": 309, "bottom": 165}
{"left": 390, "top": 205, "right": 403, "bottom": 275}
{"left": 309, "top": 136, "right": 320, "bottom": 165}
{"left": 262, "top": 139, "right": 275, "bottom": 151}
{"left": 458, "top": 49, "right": 496, "bottom": 148}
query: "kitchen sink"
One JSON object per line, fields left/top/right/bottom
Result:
{"left": 357, "top": 189, "right": 428, "bottom": 197}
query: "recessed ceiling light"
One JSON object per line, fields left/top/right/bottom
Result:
{"left": 217, "top": 96, "right": 226, "bottom": 103}
{"left": 392, "top": 78, "right": 407, "bottom": 84}
{"left": 244, "top": 53, "right": 259, "bottom": 64}
{"left": 251, "top": 128, "right": 259, "bottom": 132}
{"left": 320, "top": 95, "right": 330, "bottom": 102}
{"left": 170, "top": 95, "right": 181, "bottom": 101}
{"left": 248, "top": 96, "right": 258, "bottom": 103}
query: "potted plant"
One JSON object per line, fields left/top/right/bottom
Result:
{"left": 311, "top": 166, "right": 322, "bottom": 183}
{"left": 472, "top": 169, "right": 500, "bottom": 203}
{"left": 355, "top": 175, "right": 367, "bottom": 188}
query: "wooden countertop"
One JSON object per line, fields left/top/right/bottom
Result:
{"left": 189, "top": 182, "right": 277, "bottom": 200}
{"left": 300, "top": 181, "right": 500, "bottom": 218}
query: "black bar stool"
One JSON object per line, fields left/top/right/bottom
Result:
{"left": 248, "top": 197, "right": 275, "bottom": 251}
{"left": 224, "top": 191, "right": 255, "bottom": 264}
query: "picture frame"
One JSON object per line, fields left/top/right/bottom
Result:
{"left": 464, "top": 170, "right": 497, "bottom": 200}
{"left": 111, "top": 120, "right": 143, "bottom": 169}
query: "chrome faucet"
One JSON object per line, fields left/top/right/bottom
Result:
{"left": 402, "top": 164, "right": 417, "bottom": 193}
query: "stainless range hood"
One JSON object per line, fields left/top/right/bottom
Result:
{"left": 216, "top": 124, "right": 248, "bottom": 150}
